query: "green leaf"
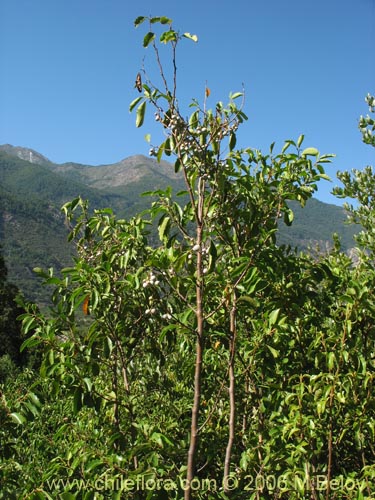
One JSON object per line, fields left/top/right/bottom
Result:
{"left": 10, "top": 412, "right": 26, "bottom": 425}
{"left": 32, "top": 493, "right": 55, "bottom": 500}
{"left": 33, "top": 267, "right": 47, "bottom": 276}
{"left": 85, "top": 459, "right": 104, "bottom": 472}
{"left": 150, "top": 432, "right": 164, "bottom": 447}
{"left": 136, "top": 101, "right": 146, "bottom": 128}
{"left": 238, "top": 296, "right": 259, "bottom": 307}
{"left": 103, "top": 336, "right": 113, "bottom": 358}
{"left": 160, "top": 30, "right": 178, "bottom": 44}
{"left": 29, "top": 393, "right": 42, "bottom": 408}
{"left": 183, "top": 32, "right": 198, "bottom": 42}
{"left": 21, "top": 315, "right": 38, "bottom": 335}
{"left": 189, "top": 110, "right": 199, "bottom": 128}
{"left": 83, "top": 377, "right": 93, "bottom": 393}
{"left": 73, "top": 387, "right": 83, "bottom": 414}
{"left": 208, "top": 240, "right": 217, "bottom": 272}
{"left": 230, "top": 92, "right": 243, "bottom": 100}
{"left": 283, "top": 208, "right": 294, "bottom": 226}
{"left": 143, "top": 32, "right": 155, "bottom": 48}
{"left": 297, "top": 134, "right": 304, "bottom": 148}
{"left": 174, "top": 157, "right": 181, "bottom": 173}
{"left": 302, "top": 147, "right": 319, "bottom": 156}
{"left": 229, "top": 132, "right": 237, "bottom": 151}
{"left": 267, "top": 345, "right": 279, "bottom": 358}
{"left": 60, "top": 494, "right": 77, "bottom": 500}
{"left": 129, "top": 96, "right": 143, "bottom": 112}
{"left": 319, "top": 173, "right": 331, "bottom": 181}
{"left": 268, "top": 308, "right": 281, "bottom": 327}
{"left": 281, "top": 140, "right": 295, "bottom": 153}
{"left": 328, "top": 351, "right": 335, "bottom": 370}
{"left": 21, "top": 336, "right": 40, "bottom": 351}
{"left": 134, "top": 16, "right": 146, "bottom": 27}
{"left": 158, "top": 216, "right": 170, "bottom": 242}
{"left": 157, "top": 141, "right": 165, "bottom": 162}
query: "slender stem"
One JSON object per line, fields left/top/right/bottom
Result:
{"left": 185, "top": 178, "right": 205, "bottom": 500}
{"left": 326, "top": 386, "right": 334, "bottom": 500}
{"left": 224, "top": 292, "right": 237, "bottom": 488}
{"left": 117, "top": 339, "right": 139, "bottom": 470}
{"left": 112, "top": 343, "right": 120, "bottom": 448}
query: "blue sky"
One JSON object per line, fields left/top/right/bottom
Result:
{"left": 1, "top": 0, "right": 374, "bottom": 205}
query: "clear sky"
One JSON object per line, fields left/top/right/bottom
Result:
{"left": 1, "top": 0, "right": 374, "bottom": 205}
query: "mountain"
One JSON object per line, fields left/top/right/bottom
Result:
{"left": 0, "top": 144, "right": 358, "bottom": 303}
{"left": 0, "top": 144, "right": 53, "bottom": 167}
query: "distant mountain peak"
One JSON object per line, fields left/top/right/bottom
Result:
{"left": 0, "top": 144, "right": 53, "bottom": 166}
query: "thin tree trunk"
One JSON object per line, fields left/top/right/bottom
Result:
{"left": 118, "top": 339, "right": 138, "bottom": 469}
{"left": 326, "top": 386, "right": 334, "bottom": 500}
{"left": 112, "top": 344, "right": 120, "bottom": 450}
{"left": 224, "top": 294, "right": 237, "bottom": 489}
{"left": 185, "top": 179, "right": 205, "bottom": 500}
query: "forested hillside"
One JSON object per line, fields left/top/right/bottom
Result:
{"left": 0, "top": 146, "right": 357, "bottom": 303}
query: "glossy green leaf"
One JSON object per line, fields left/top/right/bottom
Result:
{"left": 10, "top": 412, "right": 26, "bottom": 425}
{"left": 268, "top": 308, "right": 281, "bottom": 327}
{"left": 229, "top": 132, "right": 236, "bottom": 151}
{"left": 160, "top": 30, "right": 178, "bottom": 44}
{"left": 134, "top": 16, "right": 146, "bottom": 27}
{"left": 284, "top": 208, "right": 294, "bottom": 226}
{"left": 230, "top": 92, "right": 243, "bottom": 100}
{"left": 160, "top": 16, "right": 172, "bottom": 25}
{"left": 83, "top": 377, "right": 92, "bottom": 393}
{"left": 136, "top": 101, "right": 146, "bottom": 128}
{"left": 129, "top": 96, "right": 143, "bottom": 112}
{"left": 143, "top": 31, "right": 155, "bottom": 48}
{"left": 158, "top": 216, "right": 170, "bottom": 242}
{"left": 103, "top": 336, "right": 113, "bottom": 358}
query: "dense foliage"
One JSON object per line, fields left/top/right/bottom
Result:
{"left": 0, "top": 17, "right": 374, "bottom": 500}
{"left": 0, "top": 249, "right": 26, "bottom": 381}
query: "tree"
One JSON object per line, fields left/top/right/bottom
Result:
{"left": 130, "top": 15, "right": 331, "bottom": 499}
{"left": 0, "top": 248, "right": 25, "bottom": 376}
{"left": 5, "top": 17, "right": 375, "bottom": 500}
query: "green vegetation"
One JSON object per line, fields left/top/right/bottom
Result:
{"left": 0, "top": 149, "right": 358, "bottom": 304}
{"left": 0, "top": 249, "right": 26, "bottom": 382}
{"left": 0, "top": 17, "right": 374, "bottom": 499}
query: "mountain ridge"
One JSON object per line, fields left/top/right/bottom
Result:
{"left": 0, "top": 144, "right": 359, "bottom": 303}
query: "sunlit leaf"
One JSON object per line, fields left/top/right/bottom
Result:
{"left": 182, "top": 32, "right": 198, "bottom": 42}
{"left": 230, "top": 92, "right": 243, "bottom": 100}
{"left": 267, "top": 345, "right": 279, "bottom": 358}
{"left": 160, "top": 30, "right": 178, "bottom": 44}
{"left": 10, "top": 412, "right": 26, "bottom": 425}
{"left": 302, "top": 147, "right": 319, "bottom": 156}
{"left": 268, "top": 308, "right": 280, "bottom": 327}
{"left": 129, "top": 96, "right": 143, "bottom": 112}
